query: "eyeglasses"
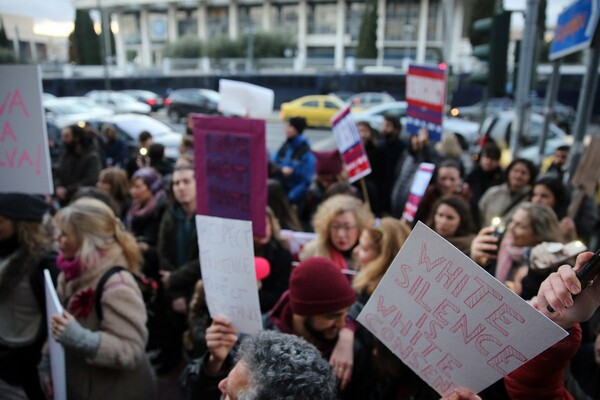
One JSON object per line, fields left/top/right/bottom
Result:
{"left": 330, "top": 224, "right": 358, "bottom": 233}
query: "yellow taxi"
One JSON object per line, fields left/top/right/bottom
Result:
{"left": 279, "top": 95, "right": 346, "bottom": 128}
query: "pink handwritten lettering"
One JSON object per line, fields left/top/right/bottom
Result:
{"left": 432, "top": 299, "right": 460, "bottom": 326}
{"left": 418, "top": 242, "right": 446, "bottom": 272}
{"left": 486, "top": 303, "right": 525, "bottom": 337}
{"left": 0, "top": 121, "right": 17, "bottom": 143}
{"left": 449, "top": 314, "right": 486, "bottom": 344}
{"left": 464, "top": 276, "right": 503, "bottom": 309}
{"left": 487, "top": 345, "right": 527, "bottom": 375}
{"left": 475, "top": 334, "right": 502, "bottom": 356}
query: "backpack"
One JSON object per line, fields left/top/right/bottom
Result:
{"left": 94, "top": 266, "right": 158, "bottom": 320}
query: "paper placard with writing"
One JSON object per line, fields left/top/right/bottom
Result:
{"left": 197, "top": 215, "right": 263, "bottom": 334}
{"left": 0, "top": 65, "right": 53, "bottom": 194}
{"left": 44, "top": 270, "right": 67, "bottom": 400}
{"left": 357, "top": 222, "right": 567, "bottom": 396}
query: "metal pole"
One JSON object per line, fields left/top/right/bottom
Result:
{"left": 537, "top": 59, "right": 561, "bottom": 165}
{"left": 245, "top": 22, "right": 254, "bottom": 73}
{"left": 97, "top": 0, "right": 111, "bottom": 90}
{"left": 510, "top": 0, "right": 539, "bottom": 158}
{"left": 567, "top": 41, "right": 600, "bottom": 180}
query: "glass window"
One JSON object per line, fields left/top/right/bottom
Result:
{"left": 149, "top": 13, "right": 168, "bottom": 43}
{"left": 302, "top": 100, "right": 319, "bottom": 108}
{"left": 308, "top": 2, "right": 337, "bottom": 34}
{"left": 346, "top": 2, "right": 365, "bottom": 40}
{"left": 239, "top": 5, "right": 262, "bottom": 31}
{"left": 207, "top": 6, "right": 228, "bottom": 38}
{"left": 121, "top": 12, "right": 141, "bottom": 45}
{"left": 325, "top": 101, "right": 340, "bottom": 109}
{"left": 385, "top": 1, "right": 419, "bottom": 41}
{"left": 177, "top": 9, "right": 198, "bottom": 36}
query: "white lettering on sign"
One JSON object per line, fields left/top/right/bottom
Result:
{"left": 406, "top": 75, "right": 445, "bottom": 106}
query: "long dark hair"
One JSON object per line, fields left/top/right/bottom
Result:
{"left": 427, "top": 195, "right": 474, "bottom": 236}
{"left": 532, "top": 175, "right": 570, "bottom": 219}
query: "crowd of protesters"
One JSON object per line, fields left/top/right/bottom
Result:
{"left": 1, "top": 115, "right": 600, "bottom": 400}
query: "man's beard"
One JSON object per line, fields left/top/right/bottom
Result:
{"left": 303, "top": 317, "right": 338, "bottom": 345}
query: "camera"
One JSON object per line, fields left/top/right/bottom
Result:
{"left": 489, "top": 216, "right": 506, "bottom": 254}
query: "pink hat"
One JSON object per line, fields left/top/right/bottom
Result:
{"left": 255, "top": 257, "right": 271, "bottom": 281}
{"left": 313, "top": 149, "right": 343, "bottom": 176}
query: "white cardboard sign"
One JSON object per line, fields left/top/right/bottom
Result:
{"left": 196, "top": 215, "right": 263, "bottom": 334}
{"left": 218, "top": 79, "right": 274, "bottom": 119}
{"left": 0, "top": 65, "right": 53, "bottom": 194}
{"left": 357, "top": 222, "right": 567, "bottom": 396}
{"left": 44, "top": 270, "right": 67, "bottom": 400}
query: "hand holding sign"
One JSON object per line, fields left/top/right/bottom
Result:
{"left": 357, "top": 222, "right": 567, "bottom": 396}
{"left": 534, "top": 251, "right": 600, "bottom": 329}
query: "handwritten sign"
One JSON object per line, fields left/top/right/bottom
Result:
{"left": 0, "top": 65, "right": 53, "bottom": 194}
{"left": 197, "top": 215, "right": 263, "bottom": 334}
{"left": 279, "top": 229, "right": 317, "bottom": 261}
{"left": 403, "top": 163, "right": 435, "bottom": 222}
{"left": 357, "top": 222, "right": 567, "bottom": 396}
{"left": 218, "top": 79, "right": 275, "bottom": 119}
{"left": 44, "top": 270, "right": 67, "bottom": 400}
{"left": 330, "top": 104, "right": 372, "bottom": 183}
{"left": 405, "top": 64, "right": 447, "bottom": 142}
{"left": 193, "top": 115, "right": 266, "bottom": 237}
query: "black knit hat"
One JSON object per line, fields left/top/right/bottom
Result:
{"left": 0, "top": 193, "right": 48, "bottom": 222}
{"left": 288, "top": 117, "right": 307, "bottom": 134}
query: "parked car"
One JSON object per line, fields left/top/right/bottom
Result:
{"left": 44, "top": 97, "right": 114, "bottom": 127}
{"left": 85, "top": 91, "right": 151, "bottom": 115}
{"left": 43, "top": 93, "right": 57, "bottom": 102}
{"left": 280, "top": 95, "right": 346, "bottom": 127}
{"left": 164, "top": 88, "right": 220, "bottom": 123}
{"left": 449, "top": 98, "right": 513, "bottom": 120}
{"left": 481, "top": 111, "right": 570, "bottom": 164}
{"left": 346, "top": 92, "right": 395, "bottom": 112}
{"left": 352, "top": 100, "right": 408, "bottom": 132}
{"left": 530, "top": 97, "right": 575, "bottom": 134}
{"left": 121, "top": 89, "right": 164, "bottom": 112}
{"left": 85, "top": 114, "right": 183, "bottom": 161}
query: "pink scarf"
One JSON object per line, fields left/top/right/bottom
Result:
{"left": 495, "top": 234, "right": 526, "bottom": 282}
{"left": 57, "top": 253, "right": 82, "bottom": 281}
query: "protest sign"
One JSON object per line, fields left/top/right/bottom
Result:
{"left": 279, "top": 229, "right": 317, "bottom": 261}
{"left": 44, "top": 270, "right": 67, "bottom": 400}
{"left": 402, "top": 162, "right": 435, "bottom": 222}
{"left": 218, "top": 79, "right": 274, "bottom": 119}
{"left": 197, "top": 215, "right": 263, "bottom": 334}
{"left": 357, "top": 222, "right": 567, "bottom": 396}
{"left": 330, "top": 104, "right": 371, "bottom": 183}
{"left": 193, "top": 115, "right": 266, "bottom": 237}
{"left": 0, "top": 65, "right": 53, "bottom": 194}
{"left": 405, "top": 63, "right": 447, "bottom": 142}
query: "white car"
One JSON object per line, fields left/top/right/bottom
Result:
{"left": 353, "top": 101, "right": 480, "bottom": 151}
{"left": 481, "top": 111, "right": 570, "bottom": 162}
{"left": 86, "top": 91, "right": 151, "bottom": 115}
{"left": 86, "top": 114, "right": 182, "bottom": 160}
{"left": 44, "top": 97, "right": 114, "bottom": 127}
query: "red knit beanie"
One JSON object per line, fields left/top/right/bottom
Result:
{"left": 314, "top": 149, "right": 343, "bottom": 176}
{"left": 289, "top": 257, "right": 356, "bottom": 316}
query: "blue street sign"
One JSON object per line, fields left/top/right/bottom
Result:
{"left": 550, "top": 0, "right": 600, "bottom": 60}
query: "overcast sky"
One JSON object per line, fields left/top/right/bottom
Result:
{"left": 0, "top": 0, "right": 577, "bottom": 26}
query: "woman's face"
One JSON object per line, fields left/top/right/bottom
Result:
{"left": 55, "top": 228, "right": 80, "bottom": 259}
{"left": 508, "top": 163, "right": 531, "bottom": 191}
{"left": 531, "top": 184, "right": 556, "bottom": 208}
{"left": 434, "top": 204, "right": 461, "bottom": 238}
{"left": 254, "top": 215, "right": 273, "bottom": 246}
{"left": 436, "top": 167, "right": 461, "bottom": 195}
{"left": 96, "top": 176, "right": 111, "bottom": 195}
{"left": 353, "top": 230, "right": 379, "bottom": 268}
{"left": 0, "top": 215, "right": 16, "bottom": 241}
{"left": 508, "top": 208, "right": 539, "bottom": 247}
{"left": 357, "top": 124, "right": 371, "bottom": 142}
{"left": 130, "top": 178, "right": 152, "bottom": 203}
{"left": 328, "top": 211, "right": 359, "bottom": 252}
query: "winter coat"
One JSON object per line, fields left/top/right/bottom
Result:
{"left": 504, "top": 323, "right": 582, "bottom": 400}
{"left": 157, "top": 204, "right": 200, "bottom": 301}
{"left": 272, "top": 135, "right": 316, "bottom": 204}
{"left": 54, "top": 246, "right": 156, "bottom": 400}
{"left": 55, "top": 148, "right": 102, "bottom": 201}
{"left": 478, "top": 183, "right": 531, "bottom": 228}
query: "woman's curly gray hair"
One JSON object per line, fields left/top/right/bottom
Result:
{"left": 234, "top": 331, "right": 336, "bottom": 400}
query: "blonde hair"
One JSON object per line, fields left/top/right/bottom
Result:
{"left": 517, "top": 202, "right": 564, "bottom": 243}
{"left": 353, "top": 218, "right": 411, "bottom": 296}
{"left": 54, "top": 198, "right": 141, "bottom": 272}
{"left": 312, "top": 194, "right": 374, "bottom": 249}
